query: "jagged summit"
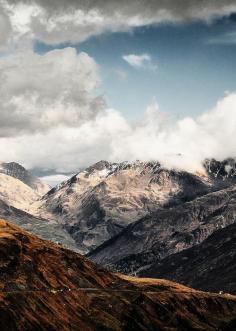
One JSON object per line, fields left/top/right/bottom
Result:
{"left": 43, "top": 158, "right": 236, "bottom": 201}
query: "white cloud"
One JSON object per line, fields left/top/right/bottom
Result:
{"left": 108, "top": 93, "right": 236, "bottom": 172}
{"left": 122, "top": 53, "right": 157, "bottom": 70}
{"left": 1, "top": 92, "right": 236, "bottom": 173}
{"left": 1, "top": 1, "right": 236, "bottom": 47}
{"left": 0, "top": 47, "right": 104, "bottom": 136}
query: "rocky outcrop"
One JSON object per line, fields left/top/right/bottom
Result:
{"left": 1, "top": 219, "right": 236, "bottom": 331}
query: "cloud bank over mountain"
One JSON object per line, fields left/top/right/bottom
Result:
{"left": 0, "top": 46, "right": 235, "bottom": 174}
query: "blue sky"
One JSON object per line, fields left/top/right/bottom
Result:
{"left": 35, "top": 17, "right": 236, "bottom": 122}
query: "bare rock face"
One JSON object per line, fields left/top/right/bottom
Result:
{"left": 37, "top": 160, "right": 213, "bottom": 253}
{"left": 1, "top": 219, "right": 236, "bottom": 331}
{"left": 0, "top": 162, "right": 50, "bottom": 196}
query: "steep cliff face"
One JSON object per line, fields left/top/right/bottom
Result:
{"left": 0, "top": 162, "right": 49, "bottom": 195}
{"left": 88, "top": 184, "right": 236, "bottom": 275}
{"left": 1, "top": 219, "right": 236, "bottom": 331}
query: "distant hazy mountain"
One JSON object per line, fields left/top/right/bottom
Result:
{"left": 0, "top": 162, "right": 50, "bottom": 195}
{"left": 0, "top": 162, "right": 76, "bottom": 249}
{"left": 0, "top": 173, "right": 39, "bottom": 211}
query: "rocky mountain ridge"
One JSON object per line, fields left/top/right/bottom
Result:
{"left": 88, "top": 183, "right": 236, "bottom": 271}
{"left": 1, "top": 158, "right": 236, "bottom": 298}
{"left": 36, "top": 160, "right": 213, "bottom": 253}
{"left": 33, "top": 158, "right": 236, "bottom": 255}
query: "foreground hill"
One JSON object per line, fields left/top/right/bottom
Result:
{"left": 1, "top": 219, "right": 236, "bottom": 331}
{"left": 141, "top": 221, "right": 236, "bottom": 294}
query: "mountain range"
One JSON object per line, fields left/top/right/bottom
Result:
{"left": 1, "top": 158, "right": 236, "bottom": 297}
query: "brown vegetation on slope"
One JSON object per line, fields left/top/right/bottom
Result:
{"left": 0, "top": 219, "right": 236, "bottom": 331}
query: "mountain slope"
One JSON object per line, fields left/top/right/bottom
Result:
{"left": 141, "top": 221, "right": 236, "bottom": 294}
{"left": 0, "top": 173, "right": 39, "bottom": 211}
{"left": 0, "top": 162, "right": 50, "bottom": 196}
{"left": 0, "top": 162, "right": 49, "bottom": 195}
{"left": 0, "top": 199, "right": 78, "bottom": 250}
{"left": 88, "top": 184, "right": 236, "bottom": 275}
{"left": 36, "top": 160, "right": 213, "bottom": 253}
{"left": 1, "top": 219, "right": 236, "bottom": 331}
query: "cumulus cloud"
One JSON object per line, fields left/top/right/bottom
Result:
{"left": 1, "top": 0, "right": 236, "bottom": 47}
{"left": 1, "top": 92, "right": 236, "bottom": 173}
{"left": 123, "top": 53, "right": 157, "bottom": 70}
{"left": 0, "top": 47, "right": 104, "bottom": 136}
